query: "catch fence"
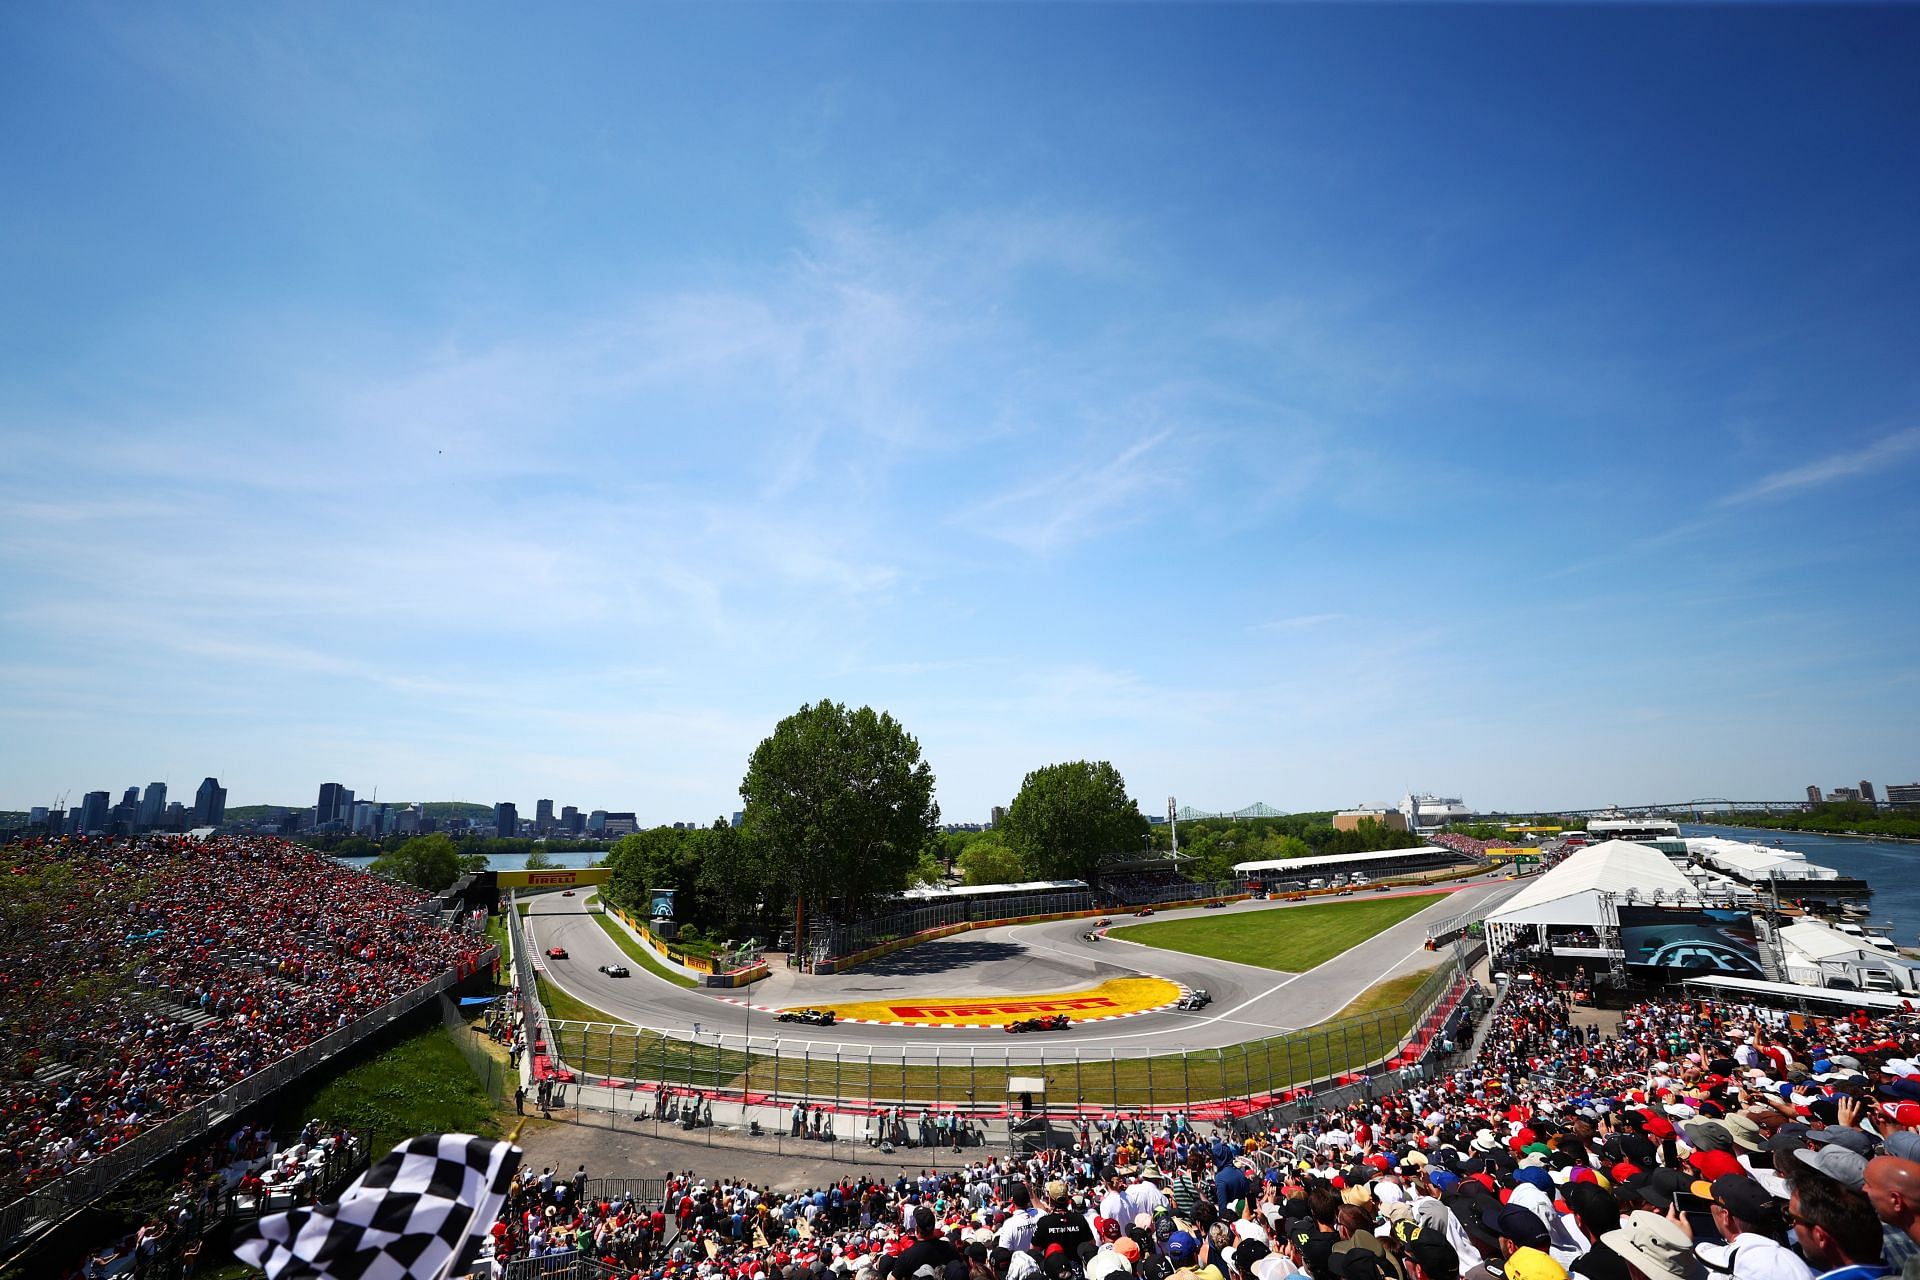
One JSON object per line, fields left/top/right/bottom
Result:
{"left": 539, "top": 954, "right": 1477, "bottom": 1115}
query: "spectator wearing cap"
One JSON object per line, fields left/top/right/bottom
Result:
{"left": 1035, "top": 1182, "right": 1094, "bottom": 1260}
{"left": 1332, "top": 1206, "right": 1403, "bottom": 1280}
{"left": 1472, "top": 1205, "right": 1566, "bottom": 1280}
{"left": 1798, "top": 1149, "right": 1873, "bottom": 1194}
{"left": 1601, "top": 1212, "right": 1704, "bottom": 1280}
{"left": 1392, "top": 1222, "right": 1460, "bottom": 1280}
{"left": 1861, "top": 1158, "right": 1920, "bottom": 1275}
{"left": 1686, "top": 1176, "right": 1812, "bottom": 1280}
{"left": 1788, "top": 1174, "right": 1890, "bottom": 1280}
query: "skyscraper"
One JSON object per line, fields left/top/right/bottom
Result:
{"left": 317, "top": 782, "right": 347, "bottom": 827}
{"left": 137, "top": 782, "right": 167, "bottom": 829}
{"left": 1861, "top": 781, "right": 1877, "bottom": 805}
{"left": 1806, "top": 784, "right": 1822, "bottom": 805}
{"left": 561, "top": 805, "right": 582, "bottom": 834}
{"left": 193, "top": 776, "right": 227, "bottom": 826}
{"left": 536, "top": 799, "right": 555, "bottom": 833}
{"left": 494, "top": 802, "right": 519, "bottom": 838}
{"left": 80, "top": 791, "right": 109, "bottom": 833}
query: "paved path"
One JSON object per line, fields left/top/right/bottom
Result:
{"left": 522, "top": 871, "right": 1523, "bottom": 1064}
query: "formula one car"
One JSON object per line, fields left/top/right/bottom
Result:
{"left": 1005, "top": 1015, "right": 1072, "bottom": 1033}
{"left": 776, "top": 1008, "right": 837, "bottom": 1026}
{"left": 545, "top": 946, "right": 568, "bottom": 959}
{"left": 1177, "top": 989, "right": 1212, "bottom": 1010}
{"left": 597, "top": 963, "right": 629, "bottom": 977}
{"left": 1132, "top": 907, "right": 1156, "bottom": 917}
{"left": 561, "top": 890, "right": 575, "bottom": 896}
{"left": 1094, "top": 917, "right": 1113, "bottom": 927}
{"left": 1204, "top": 900, "right": 1227, "bottom": 909}
{"left": 1082, "top": 930, "right": 1101, "bottom": 943}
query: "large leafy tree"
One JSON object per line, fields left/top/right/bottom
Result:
{"left": 740, "top": 700, "right": 940, "bottom": 942}
{"left": 605, "top": 823, "right": 774, "bottom": 939}
{"left": 1002, "top": 760, "right": 1149, "bottom": 884}
{"left": 367, "top": 833, "right": 481, "bottom": 891}
{"left": 956, "top": 833, "right": 1026, "bottom": 887}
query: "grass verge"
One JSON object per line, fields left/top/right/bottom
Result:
{"left": 535, "top": 972, "right": 632, "bottom": 1026}
{"left": 274, "top": 1022, "right": 504, "bottom": 1153}
{"left": 1108, "top": 894, "right": 1444, "bottom": 972}
{"left": 591, "top": 912, "right": 698, "bottom": 989}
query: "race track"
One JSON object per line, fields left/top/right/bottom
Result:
{"left": 520, "top": 872, "right": 1520, "bottom": 1064}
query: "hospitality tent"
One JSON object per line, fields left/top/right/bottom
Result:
{"left": 1481, "top": 840, "right": 1709, "bottom": 949}
{"left": 1778, "top": 919, "right": 1920, "bottom": 992}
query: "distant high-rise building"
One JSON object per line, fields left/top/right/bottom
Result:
{"left": 536, "top": 799, "right": 555, "bottom": 833}
{"left": 123, "top": 786, "right": 142, "bottom": 808}
{"left": 561, "top": 805, "right": 583, "bottom": 834}
{"left": 193, "top": 777, "right": 227, "bottom": 826}
{"left": 352, "top": 801, "right": 377, "bottom": 834}
{"left": 990, "top": 805, "right": 1007, "bottom": 828}
{"left": 1828, "top": 787, "right": 1863, "bottom": 803}
{"left": 731, "top": 810, "right": 744, "bottom": 829}
{"left": 1807, "top": 784, "right": 1823, "bottom": 805}
{"left": 28, "top": 806, "right": 49, "bottom": 828}
{"left": 494, "top": 802, "right": 519, "bottom": 838}
{"left": 317, "top": 782, "right": 348, "bottom": 827}
{"left": 1861, "top": 781, "right": 1877, "bottom": 805}
{"left": 164, "top": 801, "right": 187, "bottom": 830}
{"left": 81, "top": 791, "right": 110, "bottom": 833}
{"left": 603, "top": 812, "right": 638, "bottom": 836}
{"left": 1885, "top": 783, "right": 1920, "bottom": 809}
{"left": 137, "top": 783, "right": 167, "bottom": 829}
{"left": 587, "top": 809, "right": 608, "bottom": 834}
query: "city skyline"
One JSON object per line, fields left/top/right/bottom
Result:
{"left": 3, "top": 7, "right": 1917, "bottom": 818}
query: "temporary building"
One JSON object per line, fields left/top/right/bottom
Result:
{"left": 1482, "top": 840, "right": 1712, "bottom": 947}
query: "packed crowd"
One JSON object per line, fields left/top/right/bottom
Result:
{"left": 482, "top": 967, "right": 1920, "bottom": 1280}
{"left": 1, "top": 833, "right": 488, "bottom": 1201}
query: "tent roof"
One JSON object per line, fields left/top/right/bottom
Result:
{"left": 1485, "top": 841, "right": 1700, "bottom": 930}
{"left": 1781, "top": 919, "right": 1876, "bottom": 961}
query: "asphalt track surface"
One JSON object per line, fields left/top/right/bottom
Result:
{"left": 524, "top": 872, "right": 1522, "bottom": 1064}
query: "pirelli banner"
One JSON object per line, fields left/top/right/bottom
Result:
{"left": 496, "top": 867, "right": 612, "bottom": 891}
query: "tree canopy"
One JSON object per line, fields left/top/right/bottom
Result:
{"left": 740, "top": 700, "right": 940, "bottom": 933}
{"left": 603, "top": 822, "right": 773, "bottom": 940}
{"left": 366, "top": 833, "right": 485, "bottom": 892}
{"left": 956, "top": 833, "right": 1026, "bottom": 886}
{"left": 1001, "top": 760, "right": 1148, "bottom": 883}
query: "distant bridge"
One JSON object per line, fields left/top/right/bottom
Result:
{"left": 1164, "top": 799, "right": 1815, "bottom": 824}
{"left": 1172, "top": 802, "right": 1290, "bottom": 821}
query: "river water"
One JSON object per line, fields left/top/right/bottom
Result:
{"left": 336, "top": 850, "right": 605, "bottom": 872}
{"left": 1678, "top": 823, "right": 1920, "bottom": 946}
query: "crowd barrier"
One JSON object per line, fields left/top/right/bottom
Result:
{"left": 0, "top": 942, "right": 499, "bottom": 1258}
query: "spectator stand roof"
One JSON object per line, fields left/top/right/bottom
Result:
{"left": 1680, "top": 974, "right": 1913, "bottom": 1011}
{"left": 898, "top": 879, "right": 1088, "bottom": 901}
{"left": 1482, "top": 840, "right": 1706, "bottom": 932}
{"left": 1232, "top": 846, "right": 1455, "bottom": 875}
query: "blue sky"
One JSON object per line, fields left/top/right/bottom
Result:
{"left": 3, "top": 4, "right": 1917, "bottom": 820}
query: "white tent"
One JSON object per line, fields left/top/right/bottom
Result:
{"left": 1483, "top": 841, "right": 1703, "bottom": 937}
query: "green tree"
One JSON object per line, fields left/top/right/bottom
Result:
{"left": 957, "top": 834, "right": 1026, "bottom": 886}
{"left": 369, "top": 833, "right": 466, "bottom": 891}
{"left": 1002, "top": 760, "right": 1149, "bottom": 884}
{"left": 740, "top": 699, "right": 940, "bottom": 941}
{"left": 524, "top": 848, "right": 555, "bottom": 870}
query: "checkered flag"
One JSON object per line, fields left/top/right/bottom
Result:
{"left": 233, "top": 1133, "right": 521, "bottom": 1280}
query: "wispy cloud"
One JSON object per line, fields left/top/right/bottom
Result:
{"left": 1249, "top": 613, "right": 1346, "bottom": 633}
{"left": 1719, "top": 426, "right": 1920, "bottom": 507}
{"left": 963, "top": 429, "right": 1178, "bottom": 554}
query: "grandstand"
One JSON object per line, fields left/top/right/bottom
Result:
{"left": 0, "top": 833, "right": 494, "bottom": 1255}
{"left": 1231, "top": 844, "right": 1470, "bottom": 888}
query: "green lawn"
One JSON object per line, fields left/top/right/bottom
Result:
{"left": 1108, "top": 893, "right": 1445, "bottom": 972}
{"left": 590, "top": 911, "right": 698, "bottom": 988}
{"left": 536, "top": 972, "right": 632, "bottom": 1026}
{"left": 274, "top": 1023, "right": 504, "bottom": 1153}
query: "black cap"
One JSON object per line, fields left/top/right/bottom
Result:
{"left": 1480, "top": 1205, "right": 1550, "bottom": 1251}
{"left": 1391, "top": 1222, "right": 1460, "bottom": 1280}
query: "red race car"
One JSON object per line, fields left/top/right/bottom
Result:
{"left": 1005, "top": 1015, "right": 1071, "bottom": 1034}
{"left": 546, "top": 947, "right": 568, "bottom": 959}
